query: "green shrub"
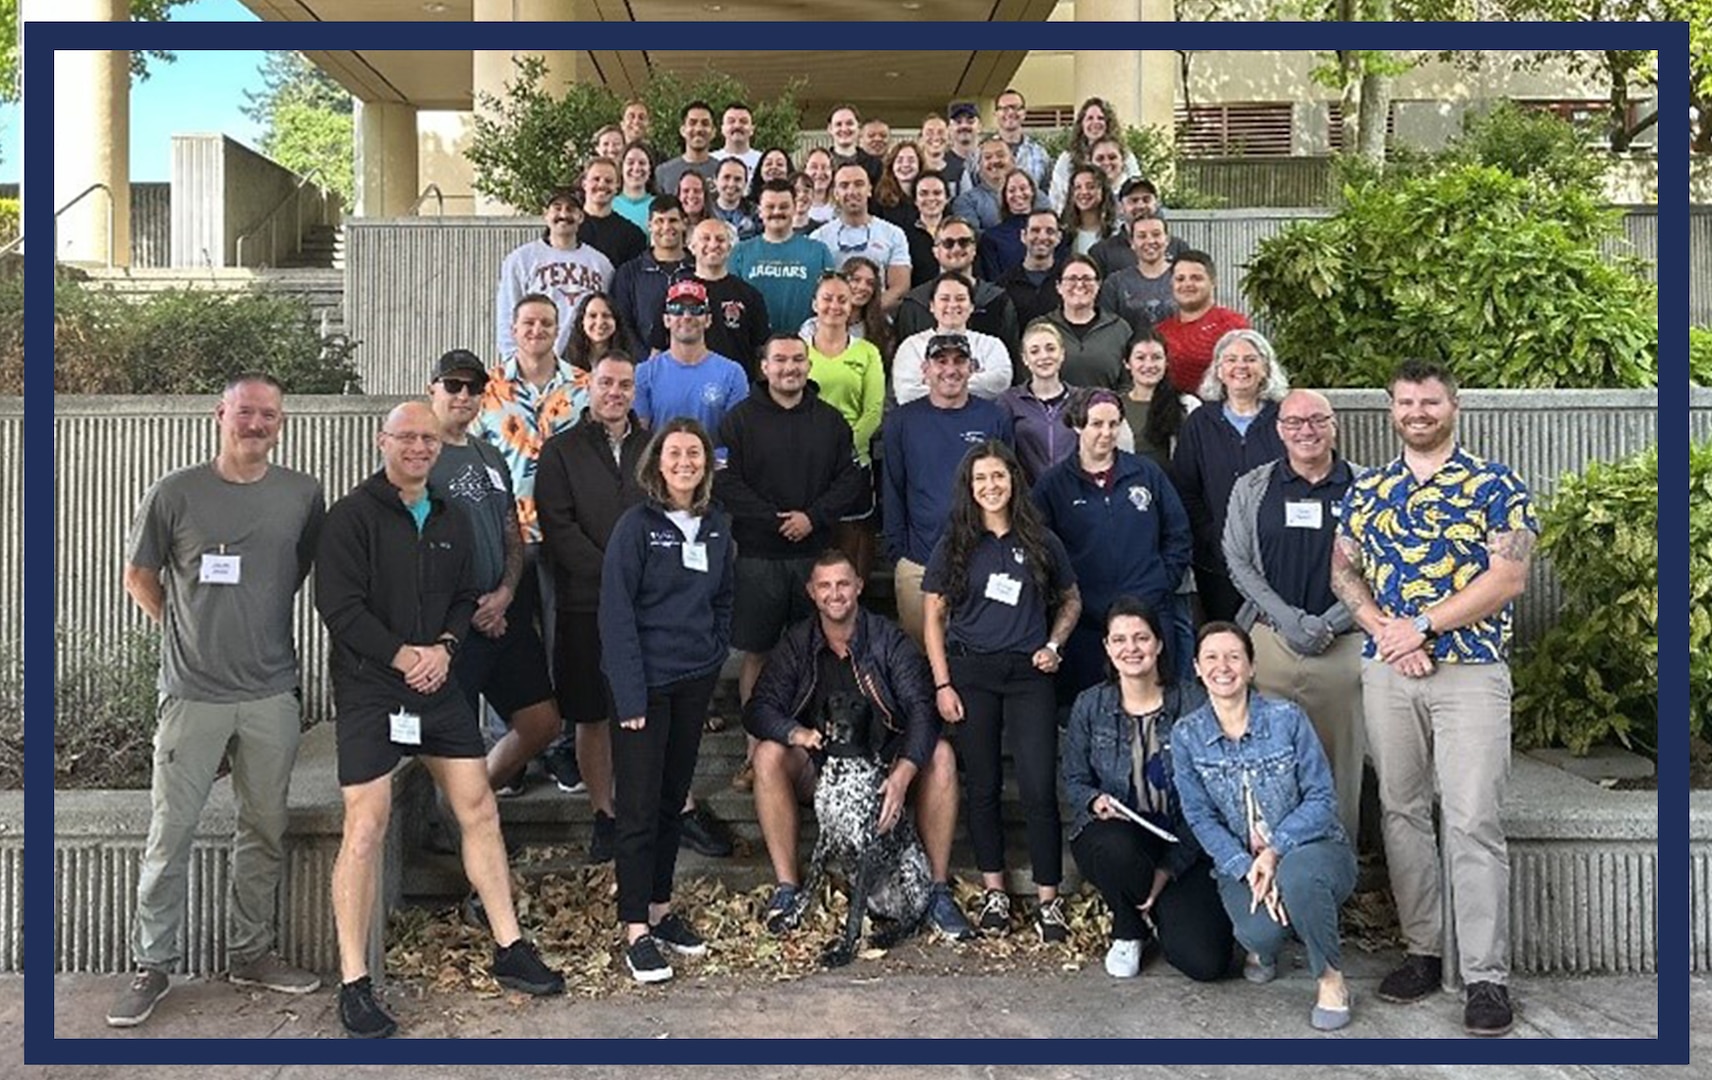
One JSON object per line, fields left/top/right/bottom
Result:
{"left": 0, "top": 198, "right": 17, "bottom": 246}
{"left": 468, "top": 55, "right": 803, "bottom": 213}
{"left": 54, "top": 280, "right": 361, "bottom": 394}
{"left": 1692, "top": 441, "right": 1712, "bottom": 744}
{"left": 1243, "top": 164, "right": 1657, "bottom": 388}
{"left": 54, "top": 627, "right": 160, "bottom": 790}
{"left": 0, "top": 273, "right": 20, "bottom": 395}
{"left": 1692, "top": 326, "right": 1712, "bottom": 386}
{"left": 1442, "top": 101, "right": 1611, "bottom": 193}
{"left": 1513, "top": 447, "right": 1658, "bottom": 754}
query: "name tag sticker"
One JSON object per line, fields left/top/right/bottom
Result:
{"left": 485, "top": 466, "right": 507, "bottom": 492}
{"left": 199, "top": 552, "right": 242, "bottom": 584}
{"left": 1285, "top": 501, "right": 1324, "bottom": 530}
{"left": 389, "top": 707, "right": 422, "bottom": 746}
{"left": 984, "top": 572, "right": 1023, "bottom": 606}
{"left": 682, "top": 542, "right": 709, "bottom": 572}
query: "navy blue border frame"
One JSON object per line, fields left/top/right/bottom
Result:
{"left": 27, "top": 18, "right": 1684, "bottom": 1067}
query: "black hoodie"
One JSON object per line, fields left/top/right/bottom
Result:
{"left": 315, "top": 470, "right": 478, "bottom": 713}
{"left": 714, "top": 382, "right": 868, "bottom": 560}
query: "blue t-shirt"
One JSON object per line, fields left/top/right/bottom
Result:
{"left": 730, "top": 234, "right": 834, "bottom": 334}
{"left": 406, "top": 494, "right": 431, "bottom": 535}
{"left": 922, "top": 528, "right": 1075, "bottom": 655}
{"left": 634, "top": 350, "right": 751, "bottom": 448}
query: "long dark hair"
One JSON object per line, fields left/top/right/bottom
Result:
{"left": 1060, "top": 165, "right": 1116, "bottom": 236}
{"left": 840, "top": 255, "right": 895, "bottom": 361}
{"left": 940, "top": 440, "right": 1059, "bottom": 608}
{"left": 749, "top": 146, "right": 794, "bottom": 202}
{"left": 1102, "top": 594, "right": 1174, "bottom": 687}
{"left": 564, "top": 292, "right": 635, "bottom": 372}
{"left": 1127, "top": 327, "right": 1187, "bottom": 449}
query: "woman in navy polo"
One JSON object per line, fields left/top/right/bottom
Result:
{"left": 921, "top": 440, "right": 1081, "bottom": 944}
{"left": 599, "top": 417, "right": 735, "bottom": 987}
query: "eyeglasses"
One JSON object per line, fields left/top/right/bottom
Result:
{"left": 1278, "top": 415, "right": 1335, "bottom": 432}
{"left": 664, "top": 302, "right": 709, "bottom": 317}
{"left": 996, "top": 103, "right": 1025, "bottom": 113}
{"left": 382, "top": 431, "right": 441, "bottom": 447}
{"left": 437, "top": 376, "right": 484, "bottom": 396}
{"left": 1060, "top": 274, "right": 1098, "bottom": 286}
{"left": 835, "top": 224, "right": 872, "bottom": 253}
{"left": 937, "top": 236, "right": 975, "bottom": 250}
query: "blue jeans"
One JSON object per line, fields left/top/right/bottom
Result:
{"left": 1215, "top": 838, "right": 1356, "bottom": 978}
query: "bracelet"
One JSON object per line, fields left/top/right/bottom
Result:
{"left": 934, "top": 681, "right": 952, "bottom": 691}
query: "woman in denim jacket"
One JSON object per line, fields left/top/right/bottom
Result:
{"left": 1062, "top": 596, "right": 1235, "bottom": 981}
{"left": 1173, "top": 621, "right": 1358, "bottom": 1032}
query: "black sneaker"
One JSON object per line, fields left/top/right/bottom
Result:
{"left": 338, "top": 976, "right": 398, "bottom": 1039}
{"left": 1377, "top": 953, "right": 1443, "bottom": 1004}
{"left": 926, "top": 882, "right": 975, "bottom": 942}
{"left": 1034, "top": 896, "right": 1069, "bottom": 944}
{"left": 543, "top": 746, "right": 586, "bottom": 795}
{"left": 1464, "top": 980, "right": 1515, "bottom": 1037}
{"left": 649, "top": 911, "right": 708, "bottom": 957}
{"left": 491, "top": 938, "right": 565, "bottom": 996}
{"left": 461, "top": 890, "right": 490, "bottom": 932}
{"left": 106, "top": 968, "right": 169, "bottom": 1028}
{"left": 677, "top": 804, "right": 733, "bottom": 857}
{"left": 763, "top": 882, "right": 802, "bottom": 935}
{"left": 976, "top": 888, "right": 1012, "bottom": 935}
{"left": 494, "top": 768, "right": 528, "bottom": 797}
{"left": 588, "top": 811, "right": 616, "bottom": 864}
{"left": 625, "top": 934, "right": 674, "bottom": 984}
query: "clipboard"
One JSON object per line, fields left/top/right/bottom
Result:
{"left": 1104, "top": 794, "right": 1180, "bottom": 844}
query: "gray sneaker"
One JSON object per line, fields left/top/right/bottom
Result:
{"left": 106, "top": 968, "right": 169, "bottom": 1028}
{"left": 229, "top": 951, "right": 321, "bottom": 995}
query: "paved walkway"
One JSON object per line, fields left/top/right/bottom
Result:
{"left": 8, "top": 961, "right": 1697, "bottom": 1079}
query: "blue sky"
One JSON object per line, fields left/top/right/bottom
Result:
{"left": 1, "top": 0, "right": 266, "bottom": 183}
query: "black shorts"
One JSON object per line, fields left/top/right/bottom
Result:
{"left": 334, "top": 693, "right": 486, "bottom": 787}
{"left": 554, "top": 608, "right": 618, "bottom": 725}
{"left": 730, "top": 555, "right": 816, "bottom": 654}
{"left": 452, "top": 592, "right": 555, "bottom": 718}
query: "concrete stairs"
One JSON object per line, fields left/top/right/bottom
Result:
{"left": 277, "top": 224, "right": 345, "bottom": 271}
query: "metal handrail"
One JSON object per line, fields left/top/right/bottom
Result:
{"left": 409, "top": 183, "right": 445, "bottom": 217}
{"left": 236, "top": 167, "right": 332, "bottom": 269}
{"left": 53, "top": 183, "right": 116, "bottom": 267}
{"left": 0, "top": 234, "right": 21, "bottom": 259}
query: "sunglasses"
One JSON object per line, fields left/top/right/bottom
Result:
{"left": 937, "top": 236, "right": 975, "bottom": 249}
{"left": 438, "top": 376, "right": 485, "bottom": 396}
{"left": 664, "top": 302, "right": 709, "bottom": 317}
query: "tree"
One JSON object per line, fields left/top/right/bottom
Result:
{"left": 1, "top": 0, "right": 192, "bottom": 106}
{"left": 240, "top": 51, "right": 354, "bottom": 206}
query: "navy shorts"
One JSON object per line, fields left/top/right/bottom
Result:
{"left": 334, "top": 692, "right": 485, "bottom": 787}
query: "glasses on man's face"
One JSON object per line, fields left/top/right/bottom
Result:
{"left": 438, "top": 376, "right": 484, "bottom": 397}
{"left": 383, "top": 431, "right": 441, "bottom": 447}
{"left": 836, "top": 225, "right": 872, "bottom": 254}
{"left": 937, "top": 236, "right": 975, "bottom": 250}
{"left": 1278, "top": 415, "right": 1335, "bottom": 432}
{"left": 664, "top": 303, "right": 709, "bottom": 318}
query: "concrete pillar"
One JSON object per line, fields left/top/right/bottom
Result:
{"left": 354, "top": 100, "right": 420, "bottom": 218}
{"left": 1138, "top": 0, "right": 1176, "bottom": 153}
{"left": 472, "top": 0, "right": 589, "bottom": 214}
{"left": 1073, "top": 0, "right": 1141, "bottom": 134}
{"left": 42, "top": 0, "right": 130, "bottom": 266}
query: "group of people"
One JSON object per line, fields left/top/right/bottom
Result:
{"left": 106, "top": 90, "right": 1538, "bottom": 1043}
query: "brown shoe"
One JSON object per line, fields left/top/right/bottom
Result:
{"left": 731, "top": 761, "right": 755, "bottom": 790}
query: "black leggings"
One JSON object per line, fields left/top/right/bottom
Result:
{"left": 610, "top": 671, "right": 718, "bottom": 925}
{"left": 1071, "top": 818, "right": 1236, "bottom": 982}
{"left": 949, "top": 651, "right": 1061, "bottom": 887}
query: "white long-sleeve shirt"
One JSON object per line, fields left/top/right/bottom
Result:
{"left": 891, "top": 327, "right": 1015, "bottom": 405}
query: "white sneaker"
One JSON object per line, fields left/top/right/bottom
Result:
{"left": 1105, "top": 938, "right": 1143, "bottom": 978}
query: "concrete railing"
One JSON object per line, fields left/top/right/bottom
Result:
{"left": 40, "top": 389, "right": 1664, "bottom": 723}
{"left": 170, "top": 134, "right": 339, "bottom": 270}
{"left": 344, "top": 208, "right": 1675, "bottom": 395}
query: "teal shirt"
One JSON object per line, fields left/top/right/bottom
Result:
{"left": 730, "top": 234, "right": 834, "bottom": 334}
{"left": 406, "top": 494, "right": 431, "bottom": 535}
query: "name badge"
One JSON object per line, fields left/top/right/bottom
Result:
{"left": 389, "top": 707, "right": 422, "bottom": 746}
{"left": 199, "top": 552, "right": 242, "bottom": 584}
{"left": 984, "top": 572, "right": 1023, "bottom": 606}
{"left": 485, "top": 466, "right": 507, "bottom": 492}
{"left": 681, "top": 542, "right": 709, "bottom": 572}
{"left": 1285, "top": 501, "right": 1324, "bottom": 530}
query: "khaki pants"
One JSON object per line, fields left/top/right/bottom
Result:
{"left": 1252, "top": 623, "right": 1365, "bottom": 841}
{"left": 133, "top": 691, "right": 302, "bottom": 971}
{"left": 894, "top": 557, "right": 927, "bottom": 647}
{"left": 1361, "top": 659, "right": 1513, "bottom": 985}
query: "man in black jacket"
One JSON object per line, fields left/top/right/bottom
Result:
{"left": 715, "top": 333, "right": 868, "bottom": 787}
{"left": 316, "top": 402, "right": 563, "bottom": 1038}
{"left": 743, "top": 549, "right": 973, "bottom": 942}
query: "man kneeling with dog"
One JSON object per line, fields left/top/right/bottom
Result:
{"left": 744, "top": 548, "right": 976, "bottom": 948}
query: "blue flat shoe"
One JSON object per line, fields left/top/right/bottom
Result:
{"left": 1243, "top": 952, "right": 1277, "bottom": 984}
{"left": 1311, "top": 993, "right": 1353, "bottom": 1032}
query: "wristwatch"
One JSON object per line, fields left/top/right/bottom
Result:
{"left": 436, "top": 635, "right": 459, "bottom": 658}
{"left": 1411, "top": 613, "right": 1436, "bottom": 639}
{"left": 1044, "top": 641, "right": 1061, "bottom": 657}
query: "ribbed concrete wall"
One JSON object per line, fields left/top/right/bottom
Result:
{"left": 346, "top": 218, "right": 539, "bottom": 394}
{"left": 344, "top": 209, "right": 1670, "bottom": 393}
{"left": 1509, "top": 843, "right": 1656, "bottom": 974}
{"left": 0, "top": 820, "right": 20, "bottom": 972}
{"left": 1692, "top": 389, "right": 1712, "bottom": 442}
{"left": 35, "top": 389, "right": 1659, "bottom": 710}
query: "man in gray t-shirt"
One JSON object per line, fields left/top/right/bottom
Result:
{"left": 109, "top": 373, "right": 325, "bottom": 1029}
{"left": 428, "top": 350, "right": 561, "bottom": 799}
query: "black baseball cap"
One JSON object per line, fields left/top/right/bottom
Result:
{"left": 1118, "top": 177, "right": 1160, "bottom": 200}
{"left": 435, "top": 349, "right": 488, "bottom": 384}
{"left": 948, "top": 101, "right": 980, "bottom": 121}
{"left": 926, "top": 332, "right": 972, "bottom": 359}
{"left": 543, "top": 185, "right": 584, "bottom": 210}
